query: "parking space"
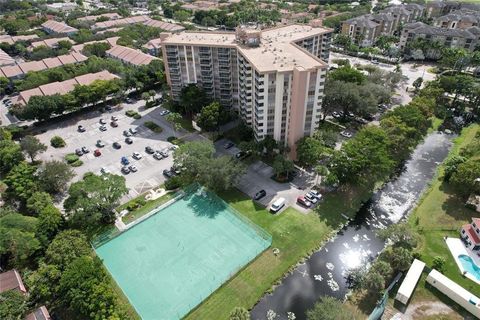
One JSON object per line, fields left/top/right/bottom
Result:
{"left": 36, "top": 103, "right": 185, "bottom": 199}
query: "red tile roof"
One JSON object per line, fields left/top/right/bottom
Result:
{"left": 0, "top": 48, "right": 15, "bottom": 67}
{"left": 25, "top": 306, "right": 51, "bottom": 320}
{"left": 19, "top": 61, "right": 47, "bottom": 73}
{"left": 0, "top": 270, "right": 27, "bottom": 294}
{"left": 106, "top": 45, "right": 158, "bottom": 66}
{"left": 464, "top": 224, "right": 480, "bottom": 244}
{"left": 41, "top": 20, "right": 78, "bottom": 34}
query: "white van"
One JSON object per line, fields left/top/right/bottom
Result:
{"left": 270, "top": 197, "right": 286, "bottom": 213}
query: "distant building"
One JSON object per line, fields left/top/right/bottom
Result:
{"left": 45, "top": 2, "right": 78, "bottom": 12}
{"left": 77, "top": 12, "right": 121, "bottom": 22}
{"left": 29, "top": 37, "right": 75, "bottom": 50}
{"left": 15, "top": 70, "right": 119, "bottom": 105}
{"left": 426, "top": 1, "right": 480, "bottom": 19}
{"left": 400, "top": 21, "right": 479, "bottom": 51}
{"left": 434, "top": 9, "right": 480, "bottom": 29}
{"left": 461, "top": 218, "right": 480, "bottom": 250}
{"left": 0, "top": 34, "right": 39, "bottom": 45}
{"left": 106, "top": 45, "right": 159, "bottom": 66}
{"left": 161, "top": 24, "right": 333, "bottom": 156}
{"left": 41, "top": 20, "right": 78, "bottom": 35}
{"left": 341, "top": 15, "right": 379, "bottom": 47}
{"left": 143, "top": 38, "right": 163, "bottom": 56}
{"left": 91, "top": 15, "right": 184, "bottom": 32}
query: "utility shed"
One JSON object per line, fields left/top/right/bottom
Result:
{"left": 395, "top": 259, "right": 425, "bottom": 305}
{"left": 426, "top": 269, "right": 480, "bottom": 318}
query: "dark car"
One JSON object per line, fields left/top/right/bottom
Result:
{"left": 111, "top": 115, "right": 118, "bottom": 121}
{"left": 235, "top": 150, "right": 251, "bottom": 160}
{"left": 121, "top": 156, "right": 129, "bottom": 165}
{"left": 163, "top": 169, "right": 174, "bottom": 178}
{"left": 94, "top": 149, "right": 101, "bottom": 157}
{"left": 123, "top": 130, "right": 132, "bottom": 137}
{"left": 145, "top": 146, "right": 155, "bottom": 154}
{"left": 99, "top": 118, "right": 106, "bottom": 124}
{"left": 125, "top": 137, "right": 133, "bottom": 144}
{"left": 75, "top": 148, "right": 83, "bottom": 156}
{"left": 110, "top": 121, "right": 118, "bottom": 127}
{"left": 113, "top": 142, "right": 121, "bottom": 149}
{"left": 77, "top": 125, "right": 86, "bottom": 132}
{"left": 81, "top": 146, "right": 89, "bottom": 153}
{"left": 224, "top": 141, "right": 234, "bottom": 149}
{"left": 99, "top": 125, "right": 107, "bottom": 131}
{"left": 253, "top": 190, "right": 267, "bottom": 200}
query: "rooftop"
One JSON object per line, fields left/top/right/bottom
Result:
{"left": 106, "top": 45, "right": 159, "bottom": 66}
{"left": 71, "top": 36, "right": 119, "bottom": 53}
{"left": 41, "top": 20, "right": 78, "bottom": 34}
{"left": 0, "top": 48, "right": 15, "bottom": 67}
{"left": 0, "top": 269, "right": 27, "bottom": 294}
{"left": 77, "top": 12, "right": 122, "bottom": 22}
{"left": 162, "top": 24, "right": 332, "bottom": 72}
{"left": 25, "top": 306, "right": 51, "bottom": 320}
{"left": 30, "top": 37, "right": 74, "bottom": 49}
{"left": 0, "top": 34, "right": 39, "bottom": 45}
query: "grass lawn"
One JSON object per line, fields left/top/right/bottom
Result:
{"left": 185, "top": 183, "right": 373, "bottom": 319}
{"left": 402, "top": 124, "right": 480, "bottom": 311}
{"left": 117, "top": 191, "right": 175, "bottom": 225}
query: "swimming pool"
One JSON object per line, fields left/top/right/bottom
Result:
{"left": 459, "top": 254, "right": 480, "bottom": 281}
{"left": 95, "top": 187, "right": 271, "bottom": 320}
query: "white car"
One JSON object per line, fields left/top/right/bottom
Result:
{"left": 305, "top": 193, "right": 318, "bottom": 204}
{"left": 340, "top": 130, "right": 353, "bottom": 138}
{"left": 309, "top": 190, "right": 322, "bottom": 200}
{"left": 132, "top": 152, "right": 142, "bottom": 160}
{"left": 159, "top": 110, "right": 170, "bottom": 116}
{"left": 129, "top": 165, "right": 138, "bottom": 172}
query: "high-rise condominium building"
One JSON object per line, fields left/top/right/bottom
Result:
{"left": 160, "top": 23, "right": 332, "bottom": 157}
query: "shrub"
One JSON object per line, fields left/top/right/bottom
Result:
{"left": 126, "top": 201, "right": 139, "bottom": 211}
{"left": 165, "top": 176, "right": 181, "bottom": 190}
{"left": 167, "top": 136, "right": 176, "bottom": 142}
{"left": 144, "top": 121, "right": 163, "bottom": 133}
{"left": 433, "top": 256, "right": 446, "bottom": 271}
{"left": 133, "top": 113, "right": 142, "bottom": 119}
{"left": 125, "top": 110, "right": 136, "bottom": 117}
{"left": 137, "top": 198, "right": 147, "bottom": 206}
{"left": 50, "top": 136, "right": 66, "bottom": 148}
{"left": 64, "top": 153, "right": 79, "bottom": 164}
{"left": 70, "top": 160, "right": 83, "bottom": 167}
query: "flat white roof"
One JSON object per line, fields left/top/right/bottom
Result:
{"left": 428, "top": 269, "right": 480, "bottom": 303}
{"left": 395, "top": 259, "right": 425, "bottom": 304}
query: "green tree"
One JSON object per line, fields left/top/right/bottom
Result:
{"left": 26, "top": 263, "right": 62, "bottom": 308}
{"left": 0, "top": 139, "right": 24, "bottom": 173}
{"left": 4, "top": 162, "right": 38, "bottom": 203}
{"left": 26, "top": 192, "right": 54, "bottom": 216}
{"left": 166, "top": 112, "right": 183, "bottom": 137}
{"left": 433, "top": 256, "right": 446, "bottom": 271}
{"left": 377, "top": 223, "right": 418, "bottom": 249}
{"left": 20, "top": 135, "right": 47, "bottom": 162}
{"left": 328, "top": 66, "right": 366, "bottom": 85}
{"left": 306, "top": 296, "right": 362, "bottom": 320}
{"left": 412, "top": 77, "right": 423, "bottom": 92}
{"left": 173, "top": 140, "right": 215, "bottom": 181}
{"left": 370, "top": 260, "right": 393, "bottom": 279}
{"left": 443, "top": 155, "right": 467, "bottom": 182}
{"left": 450, "top": 159, "right": 480, "bottom": 197}
{"left": 0, "top": 213, "right": 40, "bottom": 267}
{"left": 37, "top": 160, "right": 75, "bottom": 194}
{"left": 36, "top": 204, "right": 64, "bottom": 248}
{"left": 272, "top": 155, "right": 294, "bottom": 180}
{"left": 45, "top": 230, "right": 90, "bottom": 271}
{"left": 179, "top": 84, "right": 209, "bottom": 116}
{"left": 82, "top": 42, "right": 111, "bottom": 57}
{"left": 198, "top": 156, "right": 246, "bottom": 192}
{"left": 0, "top": 290, "right": 28, "bottom": 320}
{"left": 363, "top": 271, "right": 385, "bottom": 295}
{"left": 64, "top": 173, "right": 128, "bottom": 228}
{"left": 296, "top": 137, "right": 325, "bottom": 167}
{"left": 390, "top": 247, "right": 413, "bottom": 271}
{"left": 197, "top": 101, "right": 221, "bottom": 132}
{"left": 230, "top": 307, "right": 250, "bottom": 320}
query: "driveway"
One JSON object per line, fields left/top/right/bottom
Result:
{"left": 215, "top": 138, "right": 318, "bottom": 214}
{"left": 36, "top": 100, "right": 199, "bottom": 200}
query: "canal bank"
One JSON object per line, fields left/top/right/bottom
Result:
{"left": 251, "top": 132, "right": 454, "bottom": 320}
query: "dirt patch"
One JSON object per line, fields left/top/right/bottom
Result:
{"left": 387, "top": 301, "right": 463, "bottom": 320}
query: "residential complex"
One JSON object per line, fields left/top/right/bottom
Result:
{"left": 41, "top": 20, "right": 78, "bottom": 35}
{"left": 161, "top": 23, "right": 332, "bottom": 154}
{"left": 106, "top": 45, "right": 159, "bottom": 66}
{"left": 461, "top": 218, "right": 480, "bottom": 251}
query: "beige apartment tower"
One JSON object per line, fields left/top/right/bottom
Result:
{"left": 161, "top": 24, "right": 332, "bottom": 157}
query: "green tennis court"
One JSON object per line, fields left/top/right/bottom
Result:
{"left": 95, "top": 187, "right": 271, "bottom": 320}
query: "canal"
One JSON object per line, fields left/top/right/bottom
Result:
{"left": 251, "top": 132, "right": 453, "bottom": 320}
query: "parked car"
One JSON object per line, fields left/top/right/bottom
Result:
{"left": 171, "top": 166, "right": 181, "bottom": 175}
{"left": 96, "top": 140, "right": 105, "bottom": 148}
{"left": 99, "top": 118, "right": 106, "bottom": 124}
{"left": 235, "top": 151, "right": 251, "bottom": 159}
{"left": 110, "top": 121, "right": 118, "bottom": 127}
{"left": 105, "top": 105, "right": 112, "bottom": 111}
{"left": 111, "top": 115, "right": 118, "bottom": 121}
{"left": 121, "top": 166, "right": 130, "bottom": 174}
{"left": 113, "top": 142, "right": 121, "bottom": 149}
{"left": 81, "top": 146, "right": 89, "bottom": 153}
{"left": 123, "top": 130, "right": 132, "bottom": 137}
{"left": 308, "top": 190, "right": 322, "bottom": 200}
{"left": 132, "top": 152, "right": 142, "bottom": 160}
{"left": 159, "top": 149, "right": 168, "bottom": 158}
{"left": 78, "top": 125, "right": 86, "bottom": 132}
{"left": 75, "top": 148, "right": 83, "bottom": 156}
{"left": 2, "top": 98, "right": 10, "bottom": 104}
{"left": 121, "top": 156, "right": 129, "bottom": 165}
{"left": 224, "top": 141, "right": 234, "bottom": 149}
{"left": 153, "top": 152, "right": 163, "bottom": 160}
{"left": 163, "top": 169, "right": 174, "bottom": 178}
{"left": 340, "top": 130, "right": 353, "bottom": 138}
{"left": 125, "top": 137, "right": 133, "bottom": 144}
{"left": 94, "top": 149, "right": 102, "bottom": 157}
{"left": 253, "top": 190, "right": 266, "bottom": 200}
{"left": 159, "top": 110, "right": 170, "bottom": 116}
{"left": 332, "top": 111, "right": 341, "bottom": 118}
{"left": 129, "top": 127, "right": 138, "bottom": 135}
{"left": 99, "top": 125, "right": 107, "bottom": 131}
{"left": 129, "top": 165, "right": 138, "bottom": 173}
{"left": 297, "top": 196, "right": 311, "bottom": 208}
{"left": 305, "top": 193, "right": 317, "bottom": 204}
{"left": 100, "top": 167, "right": 110, "bottom": 174}
{"left": 145, "top": 146, "right": 155, "bottom": 154}
{"left": 270, "top": 197, "right": 286, "bottom": 213}
{"left": 125, "top": 97, "right": 133, "bottom": 103}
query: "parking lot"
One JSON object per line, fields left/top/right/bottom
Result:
{"left": 214, "top": 138, "right": 319, "bottom": 214}
{"left": 36, "top": 100, "right": 189, "bottom": 199}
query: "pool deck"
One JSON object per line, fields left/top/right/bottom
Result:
{"left": 446, "top": 237, "right": 480, "bottom": 285}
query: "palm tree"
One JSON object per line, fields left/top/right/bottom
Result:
{"left": 166, "top": 112, "right": 182, "bottom": 137}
